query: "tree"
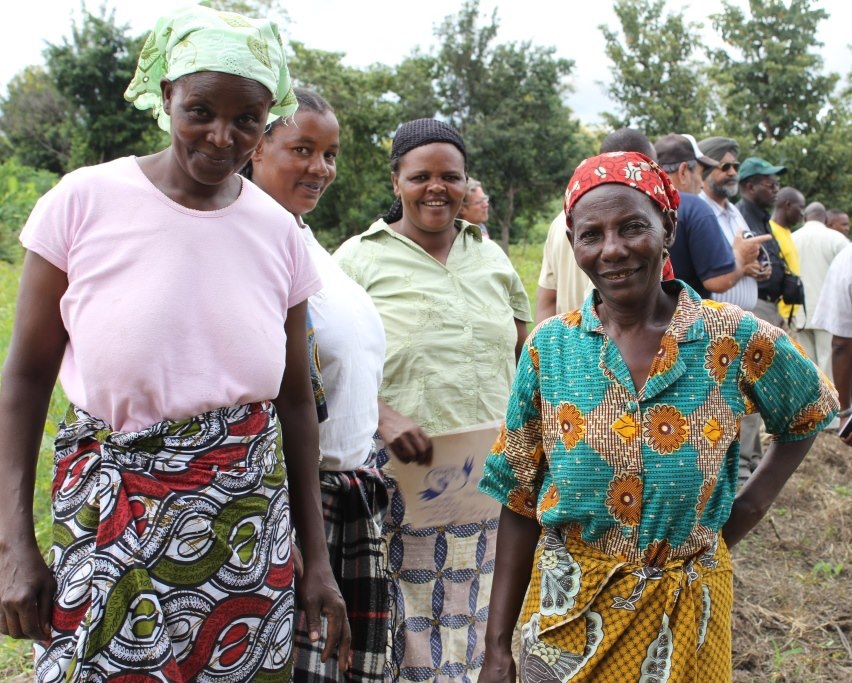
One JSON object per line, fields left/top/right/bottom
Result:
{"left": 433, "top": 0, "right": 592, "bottom": 248}
{"left": 0, "top": 66, "right": 71, "bottom": 174}
{"left": 43, "top": 6, "right": 154, "bottom": 169}
{"left": 769, "top": 69, "right": 852, "bottom": 213}
{"left": 600, "top": 0, "right": 715, "bottom": 138}
{"left": 0, "top": 159, "right": 58, "bottom": 263}
{"left": 709, "top": 0, "right": 838, "bottom": 146}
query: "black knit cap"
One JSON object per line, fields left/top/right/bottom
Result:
{"left": 384, "top": 118, "right": 467, "bottom": 223}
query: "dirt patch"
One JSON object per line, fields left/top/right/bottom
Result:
{"left": 731, "top": 431, "right": 852, "bottom": 681}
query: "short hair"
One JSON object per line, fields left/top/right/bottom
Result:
{"left": 827, "top": 208, "right": 847, "bottom": 221}
{"left": 804, "top": 201, "right": 827, "bottom": 223}
{"left": 776, "top": 186, "right": 804, "bottom": 206}
{"left": 463, "top": 178, "right": 483, "bottom": 205}
{"left": 599, "top": 128, "right": 656, "bottom": 161}
{"left": 265, "top": 87, "right": 334, "bottom": 135}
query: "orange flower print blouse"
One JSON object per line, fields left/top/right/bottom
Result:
{"left": 480, "top": 281, "right": 838, "bottom": 563}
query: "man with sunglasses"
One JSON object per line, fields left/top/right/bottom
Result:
{"left": 737, "top": 157, "right": 789, "bottom": 327}
{"left": 654, "top": 133, "right": 768, "bottom": 300}
{"left": 697, "top": 137, "right": 771, "bottom": 312}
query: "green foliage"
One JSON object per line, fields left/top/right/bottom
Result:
{"left": 708, "top": 0, "right": 838, "bottom": 146}
{"left": 294, "top": 1, "right": 593, "bottom": 247}
{"left": 768, "top": 94, "right": 852, "bottom": 211}
{"left": 0, "top": 66, "right": 71, "bottom": 174}
{"left": 811, "top": 560, "right": 844, "bottom": 579}
{"left": 0, "top": 159, "right": 58, "bottom": 263}
{"left": 601, "top": 0, "right": 716, "bottom": 138}
{"left": 433, "top": 0, "right": 593, "bottom": 247}
{"left": 43, "top": 6, "right": 155, "bottom": 169}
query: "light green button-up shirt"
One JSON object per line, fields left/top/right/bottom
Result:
{"left": 334, "top": 219, "right": 531, "bottom": 435}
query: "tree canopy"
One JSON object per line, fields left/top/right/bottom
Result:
{"left": 601, "top": 0, "right": 716, "bottom": 138}
{"left": 601, "top": 0, "right": 847, "bottom": 210}
{"left": 0, "top": 0, "right": 848, "bottom": 256}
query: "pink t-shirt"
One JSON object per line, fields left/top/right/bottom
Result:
{"left": 20, "top": 157, "right": 321, "bottom": 432}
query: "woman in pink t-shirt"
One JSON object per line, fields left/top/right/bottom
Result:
{"left": 0, "top": 7, "right": 349, "bottom": 681}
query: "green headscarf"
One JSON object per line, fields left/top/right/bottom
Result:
{"left": 124, "top": 4, "right": 297, "bottom": 132}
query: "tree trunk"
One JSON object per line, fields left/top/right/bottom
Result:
{"left": 499, "top": 185, "right": 515, "bottom": 254}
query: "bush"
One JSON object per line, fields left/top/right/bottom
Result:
{"left": 0, "top": 158, "right": 58, "bottom": 263}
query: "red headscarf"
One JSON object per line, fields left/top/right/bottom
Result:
{"left": 563, "top": 151, "right": 679, "bottom": 280}
{"left": 564, "top": 151, "right": 680, "bottom": 228}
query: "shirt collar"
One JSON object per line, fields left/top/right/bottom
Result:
{"left": 361, "top": 218, "right": 482, "bottom": 242}
{"left": 580, "top": 280, "right": 705, "bottom": 344}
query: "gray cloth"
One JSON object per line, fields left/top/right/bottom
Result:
{"left": 697, "top": 136, "right": 740, "bottom": 162}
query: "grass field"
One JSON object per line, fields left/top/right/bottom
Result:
{"left": 0, "top": 240, "right": 850, "bottom": 681}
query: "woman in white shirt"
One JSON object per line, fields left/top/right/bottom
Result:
{"left": 244, "top": 87, "right": 389, "bottom": 682}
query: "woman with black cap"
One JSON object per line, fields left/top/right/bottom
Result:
{"left": 334, "top": 118, "right": 532, "bottom": 681}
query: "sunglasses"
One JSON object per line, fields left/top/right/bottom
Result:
{"left": 719, "top": 162, "right": 740, "bottom": 173}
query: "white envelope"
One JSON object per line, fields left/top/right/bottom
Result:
{"left": 388, "top": 420, "right": 503, "bottom": 528}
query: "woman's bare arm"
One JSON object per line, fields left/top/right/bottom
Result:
{"left": 0, "top": 252, "right": 68, "bottom": 639}
{"left": 275, "top": 300, "right": 350, "bottom": 669}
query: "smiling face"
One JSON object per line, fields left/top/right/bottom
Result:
{"left": 392, "top": 142, "right": 467, "bottom": 237}
{"left": 163, "top": 72, "right": 273, "bottom": 190}
{"left": 568, "top": 185, "right": 675, "bottom": 307}
{"left": 249, "top": 108, "right": 340, "bottom": 219}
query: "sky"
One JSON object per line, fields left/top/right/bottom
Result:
{"left": 0, "top": 0, "right": 849, "bottom": 125}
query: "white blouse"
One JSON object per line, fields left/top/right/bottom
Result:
{"left": 302, "top": 226, "right": 386, "bottom": 471}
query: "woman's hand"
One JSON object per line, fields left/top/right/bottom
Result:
{"left": 276, "top": 300, "right": 351, "bottom": 670}
{"left": 378, "top": 401, "right": 433, "bottom": 465}
{"left": 295, "top": 560, "right": 351, "bottom": 669}
{"left": 0, "top": 538, "right": 55, "bottom": 640}
{"left": 479, "top": 647, "right": 517, "bottom": 683}
{"left": 0, "top": 252, "right": 68, "bottom": 641}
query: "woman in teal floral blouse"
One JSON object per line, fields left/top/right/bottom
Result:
{"left": 478, "top": 151, "right": 838, "bottom": 683}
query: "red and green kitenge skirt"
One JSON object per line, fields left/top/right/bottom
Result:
{"left": 34, "top": 401, "right": 295, "bottom": 682}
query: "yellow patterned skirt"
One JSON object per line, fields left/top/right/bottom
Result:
{"left": 518, "top": 529, "right": 733, "bottom": 682}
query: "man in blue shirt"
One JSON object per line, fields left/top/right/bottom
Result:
{"left": 654, "top": 133, "right": 762, "bottom": 299}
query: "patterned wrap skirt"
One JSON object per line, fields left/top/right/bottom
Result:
{"left": 518, "top": 528, "right": 733, "bottom": 683}
{"left": 34, "top": 401, "right": 295, "bottom": 683}
{"left": 377, "top": 441, "right": 497, "bottom": 683}
{"left": 292, "top": 458, "right": 390, "bottom": 682}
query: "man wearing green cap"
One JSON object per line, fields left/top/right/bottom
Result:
{"left": 737, "top": 157, "right": 788, "bottom": 327}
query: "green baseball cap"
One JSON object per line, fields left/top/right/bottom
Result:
{"left": 738, "top": 157, "right": 787, "bottom": 181}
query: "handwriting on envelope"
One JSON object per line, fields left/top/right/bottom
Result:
{"left": 389, "top": 421, "right": 502, "bottom": 528}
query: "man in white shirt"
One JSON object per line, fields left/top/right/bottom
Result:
{"left": 792, "top": 202, "right": 850, "bottom": 380}
{"left": 696, "top": 136, "right": 772, "bottom": 312}
{"left": 811, "top": 243, "right": 852, "bottom": 445}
